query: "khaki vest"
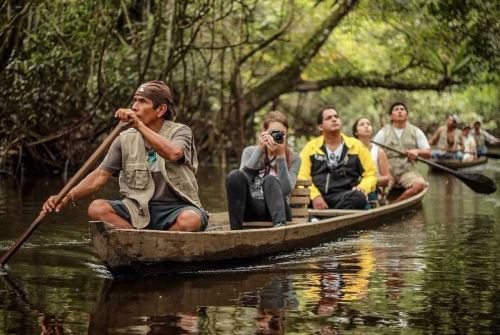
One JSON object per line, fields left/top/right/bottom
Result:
{"left": 118, "top": 121, "right": 203, "bottom": 228}
{"left": 473, "top": 131, "right": 486, "bottom": 148}
{"left": 436, "top": 126, "right": 462, "bottom": 151}
{"left": 382, "top": 123, "right": 418, "bottom": 178}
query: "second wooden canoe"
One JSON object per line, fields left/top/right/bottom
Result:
{"left": 431, "top": 156, "right": 487, "bottom": 170}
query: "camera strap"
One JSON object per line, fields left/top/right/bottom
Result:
{"left": 263, "top": 148, "right": 276, "bottom": 177}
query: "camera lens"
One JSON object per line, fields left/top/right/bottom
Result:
{"left": 270, "top": 130, "right": 284, "bottom": 144}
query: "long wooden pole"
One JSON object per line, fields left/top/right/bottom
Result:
{"left": 0, "top": 121, "right": 129, "bottom": 268}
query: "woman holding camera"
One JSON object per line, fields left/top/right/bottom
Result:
{"left": 225, "top": 111, "right": 301, "bottom": 230}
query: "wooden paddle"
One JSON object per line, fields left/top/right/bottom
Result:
{"left": 371, "top": 140, "right": 497, "bottom": 195}
{"left": 0, "top": 121, "right": 129, "bottom": 268}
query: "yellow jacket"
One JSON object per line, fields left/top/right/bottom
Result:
{"left": 298, "top": 133, "right": 377, "bottom": 200}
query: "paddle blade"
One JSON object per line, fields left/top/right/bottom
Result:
{"left": 456, "top": 172, "right": 497, "bottom": 194}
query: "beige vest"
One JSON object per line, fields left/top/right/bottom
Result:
{"left": 383, "top": 123, "right": 418, "bottom": 178}
{"left": 118, "top": 121, "right": 203, "bottom": 228}
{"left": 473, "top": 131, "right": 486, "bottom": 148}
{"left": 436, "top": 126, "right": 462, "bottom": 151}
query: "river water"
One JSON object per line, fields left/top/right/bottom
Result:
{"left": 0, "top": 162, "right": 499, "bottom": 334}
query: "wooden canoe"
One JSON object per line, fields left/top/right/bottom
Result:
{"left": 485, "top": 145, "right": 500, "bottom": 159}
{"left": 431, "top": 156, "right": 488, "bottom": 170}
{"left": 89, "top": 188, "right": 427, "bottom": 274}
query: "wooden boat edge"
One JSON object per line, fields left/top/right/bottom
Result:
{"left": 89, "top": 188, "right": 427, "bottom": 270}
{"left": 91, "top": 187, "right": 427, "bottom": 236}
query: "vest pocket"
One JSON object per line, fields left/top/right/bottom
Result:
{"left": 403, "top": 137, "right": 415, "bottom": 146}
{"left": 180, "top": 180, "right": 199, "bottom": 193}
{"left": 124, "top": 162, "right": 149, "bottom": 189}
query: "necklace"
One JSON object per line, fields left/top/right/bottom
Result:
{"left": 147, "top": 147, "right": 157, "bottom": 165}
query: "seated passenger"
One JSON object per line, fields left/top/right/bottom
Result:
{"left": 428, "top": 115, "right": 463, "bottom": 160}
{"left": 298, "top": 107, "right": 376, "bottom": 210}
{"left": 462, "top": 126, "right": 477, "bottom": 162}
{"left": 373, "top": 102, "right": 431, "bottom": 203}
{"left": 472, "top": 120, "right": 500, "bottom": 156}
{"left": 225, "top": 111, "right": 301, "bottom": 230}
{"left": 352, "top": 117, "right": 392, "bottom": 205}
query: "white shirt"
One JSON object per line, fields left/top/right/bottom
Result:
{"left": 463, "top": 134, "right": 477, "bottom": 154}
{"left": 326, "top": 142, "right": 344, "bottom": 166}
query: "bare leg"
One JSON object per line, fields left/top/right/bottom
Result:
{"left": 88, "top": 199, "right": 133, "bottom": 229}
{"left": 169, "top": 209, "right": 202, "bottom": 231}
{"left": 394, "top": 182, "right": 426, "bottom": 202}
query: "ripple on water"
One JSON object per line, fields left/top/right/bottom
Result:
{"left": 85, "top": 262, "right": 113, "bottom": 279}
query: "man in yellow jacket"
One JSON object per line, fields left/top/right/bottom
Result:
{"left": 298, "top": 107, "right": 376, "bottom": 209}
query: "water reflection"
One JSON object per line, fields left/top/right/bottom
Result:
{"left": 84, "top": 210, "right": 429, "bottom": 334}
{"left": 89, "top": 272, "right": 295, "bottom": 334}
{"left": 1, "top": 274, "right": 69, "bottom": 334}
{"left": 413, "top": 213, "right": 500, "bottom": 333}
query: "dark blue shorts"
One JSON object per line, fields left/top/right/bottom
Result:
{"left": 107, "top": 200, "right": 208, "bottom": 231}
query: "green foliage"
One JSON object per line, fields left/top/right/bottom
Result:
{"left": 0, "top": 0, "right": 498, "bottom": 174}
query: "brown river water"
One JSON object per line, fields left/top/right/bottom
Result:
{"left": 0, "top": 162, "right": 499, "bottom": 334}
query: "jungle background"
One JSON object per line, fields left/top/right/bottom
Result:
{"left": 1, "top": 0, "right": 498, "bottom": 176}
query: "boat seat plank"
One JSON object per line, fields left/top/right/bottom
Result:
{"left": 289, "top": 196, "right": 310, "bottom": 205}
{"left": 308, "top": 208, "right": 364, "bottom": 217}
{"left": 291, "top": 207, "right": 309, "bottom": 217}
{"left": 295, "top": 179, "right": 312, "bottom": 187}
{"left": 291, "top": 188, "right": 311, "bottom": 196}
{"left": 241, "top": 220, "right": 303, "bottom": 228}
{"left": 288, "top": 179, "right": 311, "bottom": 224}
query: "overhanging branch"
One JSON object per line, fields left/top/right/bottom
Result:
{"left": 295, "top": 75, "right": 458, "bottom": 92}
{"left": 242, "top": 0, "right": 360, "bottom": 112}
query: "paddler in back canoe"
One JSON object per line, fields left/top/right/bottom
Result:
{"left": 428, "top": 114, "right": 463, "bottom": 160}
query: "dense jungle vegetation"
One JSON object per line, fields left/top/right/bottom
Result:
{"left": 1, "top": 0, "right": 498, "bottom": 175}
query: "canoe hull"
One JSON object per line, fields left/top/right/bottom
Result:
{"left": 89, "top": 188, "right": 427, "bottom": 273}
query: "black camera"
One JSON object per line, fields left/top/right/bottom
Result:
{"left": 270, "top": 130, "right": 284, "bottom": 144}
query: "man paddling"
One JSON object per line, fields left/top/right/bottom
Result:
{"left": 373, "top": 102, "right": 431, "bottom": 202}
{"left": 42, "top": 81, "right": 208, "bottom": 231}
{"left": 298, "top": 107, "right": 377, "bottom": 210}
{"left": 472, "top": 120, "right": 500, "bottom": 156}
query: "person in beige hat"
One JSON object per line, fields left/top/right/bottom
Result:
{"left": 42, "top": 81, "right": 208, "bottom": 232}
